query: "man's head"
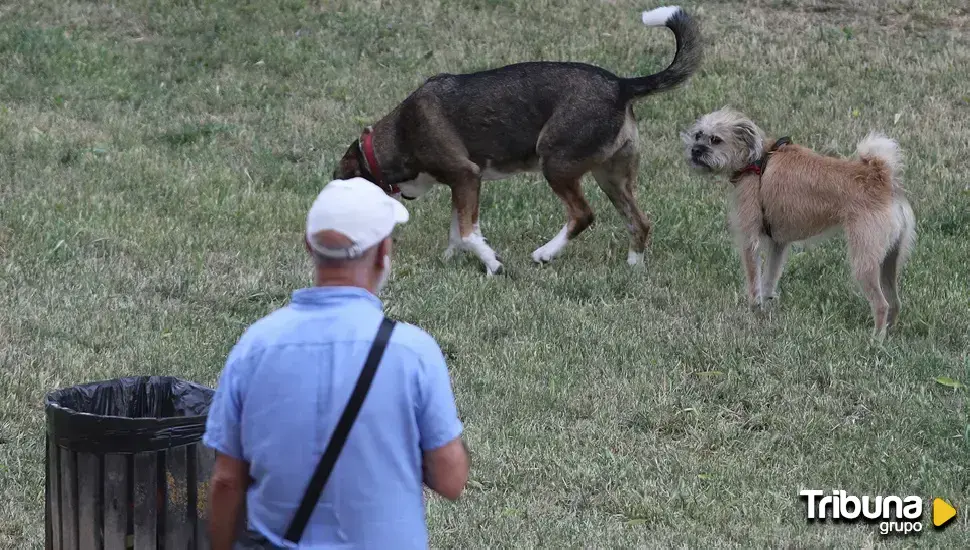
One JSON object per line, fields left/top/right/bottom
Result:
{"left": 305, "top": 177, "right": 410, "bottom": 294}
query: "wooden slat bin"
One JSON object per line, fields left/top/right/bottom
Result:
{"left": 44, "top": 376, "right": 216, "bottom": 550}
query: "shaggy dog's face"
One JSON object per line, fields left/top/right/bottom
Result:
{"left": 682, "top": 108, "right": 766, "bottom": 174}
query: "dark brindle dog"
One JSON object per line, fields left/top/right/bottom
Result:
{"left": 334, "top": 6, "right": 702, "bottom": 275}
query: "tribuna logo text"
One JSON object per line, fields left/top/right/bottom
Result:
{"left": 800, "top": 490, "right": 924, "bottom": 535}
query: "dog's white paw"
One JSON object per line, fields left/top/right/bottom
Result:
{"left": 442, "top": 245, "right": 458, "bottom": 261}
{"left": 531, "top": 245, "right": 558, "bottom": 264}
{"left": 485, "top": 261, "right": 504, "bottom": 277}
{"left": 532, "top": 226, "right": 569, "bottom": 264}
{"left": 627, "top": 250, "right": 644, "bottom": 266}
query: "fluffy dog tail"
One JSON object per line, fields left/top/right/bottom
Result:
{"left": 856, "top": 132, "right": 903, "bottom": 190}
{"left": 621, "top": 6, "right": 703, "bottom": 99}
{"left": 890, "top": 193, "right": 917, "bottom": 270}
{"left": 857, "top": 132, "right": 916, "bottom": 268}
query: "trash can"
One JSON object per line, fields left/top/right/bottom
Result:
{"left": 44, "top": 376, "right": 216, "bottom": 550}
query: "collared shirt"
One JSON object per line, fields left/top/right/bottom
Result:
{"left": 203, "top": 286, "right": 463, "bottom": 549}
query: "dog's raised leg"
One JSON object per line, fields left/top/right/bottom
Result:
{"left": 761, "top": 239, "right": 790, "bottom": 300}
{"left": 451, "top": 178, "right": 504, "bottom": 276}
{"left": 592, "top": 144, "right": 652, "bottom": 266}
{"left": 532, "top": 174, "right": 594, "bottom": 264}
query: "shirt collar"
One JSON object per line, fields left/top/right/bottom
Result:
{"left": 290, "top": 285, "right": 383, "bottom": 310}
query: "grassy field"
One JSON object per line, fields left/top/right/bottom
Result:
{"left": 1, "top": 0, "right": 968, "bottom": 547}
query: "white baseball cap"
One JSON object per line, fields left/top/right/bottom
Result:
{"left": 305, "top": 177, "right": 409, "bottom": 259}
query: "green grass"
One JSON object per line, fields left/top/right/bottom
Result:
{"left": 1, "top": 0, "right": 969, "bottom": 547}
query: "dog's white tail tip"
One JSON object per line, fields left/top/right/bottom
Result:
{"left": 641, "top": 6, "right": 682, "bottom": 27}
{"left": 856, "top": 131, "right": 902, "bottom": 176}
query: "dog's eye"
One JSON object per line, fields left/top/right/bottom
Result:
{"left": 710, "top": 136, "right": 722, "bottom": 145}
{"left": 694, "top": 131, "right": 703, "bottom": 140}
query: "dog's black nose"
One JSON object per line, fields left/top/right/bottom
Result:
{"left": 691, "top": 145, "right": 705, "bottom": 158}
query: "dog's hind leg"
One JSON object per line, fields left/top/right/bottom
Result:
{"left": 847, "top": 221, "right": 892, "bottom": 342}
{"left": 856, "top": 261, "right": 890, "bottom": 342}
{"left": 591, "top": 141, "right": 652, "bottom": 266}
{"left": 532, "top": 164, "right": 594, "bottom": 264}
{"left": 533, "top": 104, "right": 629, "bottom": 265}
{"left": 879, "top": 240, "right": 901, "bottom": 328}
{"left": 880, "top": 197, "right": 916, "bottom": 328}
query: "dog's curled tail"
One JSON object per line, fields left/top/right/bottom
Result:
{"left": 856, "top": 132, "right": 904, "bottom": 191}
{"left": 857, "top": 132, "right": 916, "bottom": 267}
{"left": 621, "top": 6, "right": 703, "bottom": 99}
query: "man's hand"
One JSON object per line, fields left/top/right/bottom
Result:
{"left": 208, "top": 452, "right": 250, "bottom": 550}
{"left": 422, "top": 437, "right": 470, "bottom": 501}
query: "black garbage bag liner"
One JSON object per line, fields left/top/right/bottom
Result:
{"left": 45, "top": 375, "right": 214, "bottom": 454}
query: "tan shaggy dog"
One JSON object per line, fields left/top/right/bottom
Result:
{"left": 682, "top": 108, "right": 916, "bottom": 341}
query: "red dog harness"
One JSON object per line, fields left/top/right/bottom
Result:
{"left": 359, "top": 127, "right": 400, "bottom": 196}
{"left": 730, "top": 136, "right": 792, "bottom": 239}
{"left": 732, "top": 136, "right": 792, "bottom": 180}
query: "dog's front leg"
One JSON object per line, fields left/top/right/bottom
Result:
{"left": 442, "top": 208, "right": 461, "bottom": 261}
{"left": 532, "top": 175, "right": 594, "bottom": 264}
{"left": 451, "top": 179, "right": 504, "bottom": 276}
{"left": 740, "top": 236, "right": 763, "bottom": 309}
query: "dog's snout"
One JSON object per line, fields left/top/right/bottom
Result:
{"left": 691, "top": 145, "right": 706, "bottom": 158}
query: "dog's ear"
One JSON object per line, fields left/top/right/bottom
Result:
{"left": 680, "top": 129, "right": 695, "bottom": 146}
{"left": 335, "top": 140, "right": 364, "bottom": 180}
{"left": 732, "top": 120, "right": 764, "bottom": 164}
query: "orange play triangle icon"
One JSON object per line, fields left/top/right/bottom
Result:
{"left": 933, "top": 498, "right": 956, "bottom": 528}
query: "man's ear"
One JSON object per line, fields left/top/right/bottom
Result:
{"left": 375, "top": 237, "right": 392, "bottom": 265}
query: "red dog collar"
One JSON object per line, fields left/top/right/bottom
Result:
{"left": 735, "top": 163, "right": 762, "bottom": 177}
{"left": 359, "top": 128, "right": 400, "bottom": 195}
{"left": 731, "top": 136, "right": 792, "bottom": 181}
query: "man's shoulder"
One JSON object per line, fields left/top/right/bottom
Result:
{"left": 234, "top": 307, "right": 442, "bottom": 358}
{"left": 380, "top": 320, "right": 442, "bottom": 363}
{"left": 235, "top": 305, "right": 300, "bottom": 345}
{"left": 225, "top": 303, "right": 320, "bottom": 366}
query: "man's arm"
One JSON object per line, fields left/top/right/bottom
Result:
{"left": 423, "top": 436, "right": 470, "bottom": 501}
{"left": 208, "top": 452, "right": 250, "bottom": 550}
{"left": 415, "top": 338, "right": 470, "bottom": 500}
{"left": 202, "top": 344, "right": 251, "bottom": 549}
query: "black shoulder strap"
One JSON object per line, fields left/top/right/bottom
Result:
{"left": 282, "top": 317, "right": 397, "bottom": 544}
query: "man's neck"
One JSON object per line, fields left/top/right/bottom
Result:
{"left": 313, "top": 271, "right": 376, "bottom": 294}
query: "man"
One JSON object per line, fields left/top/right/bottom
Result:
{"left": 203, "top": 177, "right": 470, "bottom": 549}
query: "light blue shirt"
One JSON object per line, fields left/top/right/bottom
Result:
{"left": 203, "top": 286, "right": 464, "bottom": 549}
